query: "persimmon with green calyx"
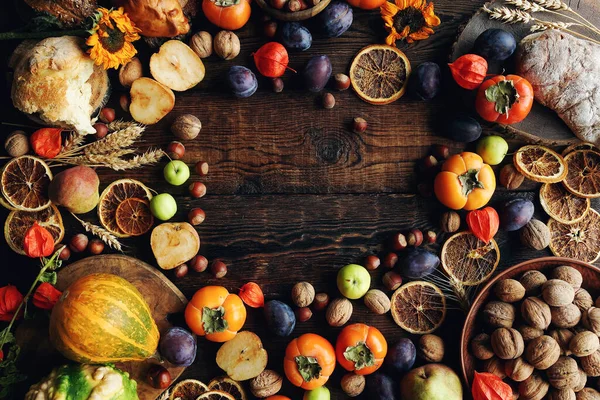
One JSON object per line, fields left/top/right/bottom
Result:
{"left": 346, "top": 0, "right": 386, "bottom": 10}
{"left": 476, "top": 75, "right": 533, "bottom": 125}
{"left": 202, "top": 0, "right": 251, "bottom": 30}
{"left": 335, "top": 323, "right": 387, "bottom": 375}
{"left": 284, "top": 333, "right": 336, "bottom": 390}
{"left": 434, "top": 152, "right": 496, "bottom": 210}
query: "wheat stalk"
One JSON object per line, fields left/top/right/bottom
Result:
{"left": 530, "top": 21, "right": 576, "bottom": 31}
{"left": 62, "top": 132, "right": 87, "bottom": 152}
{"left": 506, "top": 0, "right": 600, "bottom": 34}
{"left": 71, "top": 213, "right": 123, "bottom": 251}
{"left": 107, "top": 120, "right": 138, "bottom": 132}
{"left": 67, "top": 148, "right": 165, "bottom": 170}
{"left": 505, "top": 0, "right": 545, "bottom": 13}
{"left": 83, "top": 125, "right": 144, "bottom": 155}
{"left": 531, "top": 0, "right": 570, "bottom": 11}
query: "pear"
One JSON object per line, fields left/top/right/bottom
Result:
{"left": 49, "top": 166, "right": 99, "bottom": 214}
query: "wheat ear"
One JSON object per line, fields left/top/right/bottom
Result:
{"left": 71, "top": 213, "right": 123, "bottom": 251}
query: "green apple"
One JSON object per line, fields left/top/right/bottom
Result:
{"left": 400, "top": 364, "right": 462, "bottom": 400}
{"left": 164, "top": 160, "right": 190, "bottom": 186}
{"left": 476, "top": 135, "right": 508, "bottom": 165}
{"left": 337, "top": 264, "right": 371, "bottom": 300}
{"left": 150, "top": 193, "right": 177, "bottom": 221}
{"left": 303, "top": 386, "right": 330, "bottom": 400}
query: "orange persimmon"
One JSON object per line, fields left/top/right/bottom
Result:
{"left": 202, "top": 0, "right": 251, "bottom": 30}
{"left": 336, "top": 323, "right": 387, "bottom": 375}
{"left": 346, "top": 0, "right": 386, "bottom": 10}
{"left": 476, "top": 75, "right": 534, "bottom": 125}
{"left": 284, "top": 333, "right": 336, "bottom": 390}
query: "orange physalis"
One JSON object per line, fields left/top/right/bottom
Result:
{"left": 0, "top": 285, "right": 24, "bottom": 322}
{"left": 239, "top": 282, "right": 265, "bottom": 308}
{"left": 253, "top": 42, "right": 295, "bottom": 78}
{"left": 33, "top": 283, "right": 62, "bottom": 310}
{"left": 467, "top": 206, "right": 499, "bottom": 244}
{"left": 30, "top": 128, "right": 62, "bottom": 159}
{"left": 449, "top": 54, "right": 488, "bottom": 90}
{"left": 472, "top": 371, "right": 512, "bottom": 400}
{"left": 23, "top": 222, "right": 55, "bottom": 258}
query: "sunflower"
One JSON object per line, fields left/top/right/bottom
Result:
{"left": 380, "top": 0, "right": 441, "bottom": 45}
{"left": 87, "top": 7, "right": 141, "bottom": 70}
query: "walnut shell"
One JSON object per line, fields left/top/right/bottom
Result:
{"left": 574, "top": 368, "right": 587, "bottom": 392}
{"left": 483, "top": 357, "right": 506, "bottom": 379}
{"left": 519, "top": 372, "right": 550, "bottom": 400}
{"left": 4, "top": 131, "right": 29, "bottom": 157}
{"left": 574, "top": 288, "right": 594, "bottom": 312}
{"left": 549, "top": 328, "right": 575, "bottom": 356}
{"left": 440, "top": 211, "right": 460, "bottom": 233}
{"left": 484, "top": 301, "right": 516, "bottom": 328}
{"left": 495, "top": 279, "right": 526, "bottom": 303}
{"left": 525, "top": 335, "right": 561, "bottom": 370}
{"left": 213, "top": 30, "right": 240, "bottom": 60}
{"left": 500, "top": 164, "right": 525, "bottom": 190}
{"left": 189, "top": 31, "right": 212, "bottom": 58}
{"left": 471, "top": 333, "right": 494, "bottom": 360}
{"left": 291, "top": 281, "right": 315, "bottom": 308}
{"left": 543, "top": 279, "right": 576, "bottom": 307}
{"left": 492, "top": 327, "right": 525, "bottom": 360}
{"left": 364, "top": 289, "right": 390, "bottom": 315}
{"left": 519, "top": 325, "right": 545, "bottom": 342}
{"left": 119, "top": 57, "right": 143, "bottom": 87}
{"left": 551, "top": 266, "right": 583, "bottom": 289}
{"left": 171, "top": 114, "right": 201, "bottom": 140}
{"left": 418, "top": 334, "right": 444, "bottom": 362}
{"left": 340, "top": 373, "right": 365, "bottom": 397}
{"left": 552, "top": 304, "right": 582, "bottom": 328}
{"left": 520, "top": 270, "right": 548, "bottom": 295}
{"left": 548, "top": 389, "right": 577, "bottom": 400}
{"left": 583, "top": 307, "right": 600, "bottom": 335}
{"left": 581, "top": 350, "right": 600, "bottom": 377}
{"left": 326, "top": 298, "right": 352, "bottom": 327}
{"left": 548, "top": 356, "right": 579, "bottom": 390}
{"left": 522, "top": 297, "right": 552, "bottom": 330}
{"left": 570, "top": 331, "right": 600, "bottom": 357}
{"left": 576, "top": 388, "right": 600, "bottom": 400}
{"left": 520, "top": 219, "right": 551, "bottom": 250}
{"left": 249, "top": 369, "right": 283, "bottom": 398}
{"left": 505, "top": 357, "right": 534, "bottom": 382}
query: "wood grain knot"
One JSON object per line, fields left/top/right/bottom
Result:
{"left": 309, "top": 128, "right": 351, "bottom": 165}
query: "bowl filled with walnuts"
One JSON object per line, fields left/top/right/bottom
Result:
{"left": 461, "top": 256, "right": 600, "bottom": 398}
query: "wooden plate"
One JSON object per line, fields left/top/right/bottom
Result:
{"left": 461, "top": 256, "right": 600, "bottom": 386}
{"left": 255, "top": 0, "right": 331, "bottom": 21}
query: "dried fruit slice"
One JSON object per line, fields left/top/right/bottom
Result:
{"left": 562, "top": 150, "right": 600, "bottom": 198}
{"left": 441, "top": 232, "right": 500, "bottom": 286}
{"left": 98, "top": 179, "right": 152, "bottom": 238}
{"left": 562, "top": 142, "right": 599, "bottom": 156}
{"left": 207, "top": 377, "right": 247, "bottom": 400}
{"left": 514, "top": 145, "right": 568, "bottom": 183}
{"left": 349, "top": 44, "right": 411, "bottom": 105}
{"left": 390, "top": 281, "right": 446, "bottom": 334}
{"left": 115, "top": 198, "right": 154, "bottom": 236}
{"left": 195, "top": 392, "right": 236, "bottom": 400}
{"left": 0, "top": 192, "right": 17, "bottom": 211}
{"left": 169, "top": 379, "right": 209, "bottom": 400}
{"left": 540, "top": 182, "right": 590, "bottom": 225}
{"left": 548, "top": 209, "right": 600, "bottom": 263}
{"left": 1, "top": 155, "right": 52, "bottom": 211}
{"left": 4, "top": 204, "right": 64, "bottom": 255}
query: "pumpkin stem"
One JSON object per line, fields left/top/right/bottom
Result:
{"left": 295, "top": 355, "right": 322, "bottom": 382}
{"left": 458, "top": 169, "right": 485, "bottom": 197}
{"left": 343, "top": 342, "right": 375, "bottom": 370}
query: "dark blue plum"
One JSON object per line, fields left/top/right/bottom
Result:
{"left": 474, "top": 28, "right": 517, "bottom": 61}
{"left": 280, "top": 22, "right": 312, "bottom": 51}
{"left": 303, "top": 55, "right": 332, "bottom": 93}
{"left": 409, "top": 62, "right": 441, "bottom": 100}
{"left": 264, "top": 300, "right": 296, "bottom": 337}
{"left": 501, "top": 198, "right": 534, "bottom": 231}
{"left": 228, "top": 66, "right": 258, "bottom": 98}
{"left": 398, "top": 248, "right": 440, "bottom": 279}
{"left": 384, "top": 338, "right": 416, "bottom": 375}
{"left": 366, "top": 373, "right": 397, "bottom": 400}
{"left": 159, "top": 327, "right": 196, "bottom": 367}
{"left": 444, "top": 114, "right": 482, "bottom": 143}
{"left": 319, "top": 1, "right": 353, "bottom": 38}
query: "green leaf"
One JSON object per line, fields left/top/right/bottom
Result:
{"left": 343, "top": 342, "right": 375, "bottom": 370}
{"left": 39, "top": 271, "right": 57, "bottom": 285}
{"left": 485, "top": 80, "right": 519, "bottom": 117}
{"left": 0, "top": 344, "right": 27, "bottom": 399}
{"left": 295, "top": 356, "right": 322, "bottom": 382}
{"left": 202, "top": 307, "right": 229, "bottom": 334}
{"left": 458, "top": 169, "right": 485, "bottom": 197}
{"left": 0, "top": 329, "right": 14, "bottom": 346}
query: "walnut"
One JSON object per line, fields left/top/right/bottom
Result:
{"left": 495, "top": 279, "right": 526, "bottom": 303}
{"left": 483, "top": 357, "right": 506, "bottom": 379}
{"left": 520, "top": 219, "right": 551, "bottom": 250}
{"left": 543, "top": 279, "right": 576, "bottom": 307}
{"left": 363, "top": 289, "right": 390, "bottom": 315}
{"left": 573, "top": 368, "right": 587, "bottom": 392}
{"left": 171, "top": 114, "right": 201, "bottom": 140}
{"left": 522, "top": 297, "right": 552, "bottom": 330}
{"left": 519, "top": 372, "right": 550, "bottom": 400}
{"left": 551, "top": 304, "right": 582, "bottom": 328}
{"left": 500, "top": 164, "right": 525, "bottom": 190}
{"left": 118, "top": 57, "right": 143, "bottom": 87}
{"left": 249, "top": 370, "right": 283, "bottom": 398}
{"left": 213, "top": 30, "right": 240, "bottom": 60}
{"left": 291, "top": 282, "right": 315, "bottom": 307}
{"left": 548, "top": 389, "right": 576, "bottom": 400}
{"left": 549, "top": 328, "right": 575, "bottom": 356}
{"left": 525, "top": 335, "right": 560, "bottom": 370}
{"left": 340, "top": 373, "right": 365, "bottom": 397}
{"left": 4, "top": 131, "right": 29, "bottom": 157}
{"left": 326, "top": 298, "right": 352, "bottom": 327}
{"left": 484, "top": 301, "right": 516, "bottom": 328}
{"left": 583, "top": 307, "right": 600, "bottom": 335}
{"left": 492, "top": 328, "right": 525, "bottom": 360}
{"left": 189, "top": 31, "right": 212, "bottom": 58}
{"left": 519, "top": 325, "right": 545, "bottom": 342}
{"left": 576, "top": 388, "right": 600, "bottom": 400}
{"left": 580, "top": 350, "right": 600, "bottom": 377}
{"left": 520, "top": 270, "right": 548, "bottom": 295}
{"left": 505, "top": 357, "right": 534, "bottom": 382}
{"left": 418, "top": 334, "right": 444, "bottom": 362}
{"left": 574, "top": 288, "right": 594, "bottom": 312}
{"left": 440, "top": 211, "right": 461, "bottom": 233}
{"left": 548, "top": 356, "right": 579, "bottom": 390}
{"left": 471, "top": 333, "right": 494, "bottom": 360}
{"left": 570, "top": 331, "right": 600, "bottom": 357}
{"left": 551, "top": 266, "right": 583, "bottom": 289}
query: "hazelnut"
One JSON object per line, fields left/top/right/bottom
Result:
{"left": 421, "top": 155, "right": 438, "bottom": 170}
{"left": 525, "top": 335, "right": 560, "bottom": 370}
{"left": 484, "top": 301, "right": 516, "bottom": 328}
{"left": 353, "top": 117, "right": 368, "bottom": 134}
{"left": 195, "top": 161, "right": 209, "bottom": 176}
{"left": 188, "top": 208, "right": 206, "bottom": 226}
{"left": 419, "top": 334, "right": 445, "bottom": 362}
{"left": 167, "top": 141, "right": 185, "bottom": 160}
{"left": 494, "top": 279, "right": 526, "bottom": 303}
{"left": 364, "top": 255, "right": 380, "bottom": 271}
{"left": 58, "top": 245, "right": 70, "bottom": 261}
{"left": 543, "top": 279, "right": 575, "bottom": 307}
{"left": 214, "top": 31, "right": 240, "bottom": 60}
{"left": 431, "top": 144, "right": 450, "bottom": 160}
{"left": 551, "top": 266, "right": 583, "bottom": 289}
{"left": 500, "top": 164, "right": 525, "bottom": 190}
{"left": 440, "top": 211, "right": 460, "bottom": 233}
{"left": 471, "top": 333, "right": 494, "bottom": 360}
{"left": 99, "top": 107, "right": 115, "bottom": 124}
{"left": 382, "top": 252, "right": 398, "bottom": 269}
{"left": 171, "top": 114, "right": 202, "bottom": 140}
{"left": 576, "top": 388, "right": 600, "bottom": 400}
{"left": 520, "top": 270, "right": 548, "bottom": 295}
{"left": 483, "top": 357, "right": 506, "bottom": 379}
{"left": 334, "top": 73, "right": 351, "bottom": 91}
{"left": 119, "top": 94, "right": 130, "bottom": 113}
{"left": 264, "top": 21, "right": 277, "bottom": 38}
{"left": 189, "top": 31, "right": 213, "bottom": 58}
{"left": 94, "top": 123, "right": 108, "bottom": 139}
{"left": 519, "top": 325, "right": 544, "bottom": 342}
{"left": 491, "top": 328, "right": 525, "bottom": 360}
{"left": 407, "top": 229, "right": 423, "bottom": 246}
{"left": 548, "top": 389, "right": 576, "bottom": 400}
{"left": 69, "top": 234, "right": 88, "bottom": 253}
{"left": 326, "top": 298, "right": 352, "bottom": 327}
{"left": 146, "top": 365, "right": 172, "bottom": 389}
{"left": 211, "top": 260, "right": 227, "bottom": 278}
{"left": 391, "top": 232, "right": 407, "bottom": 251}
{"left": 505, "top": 357, "right": 534, "bottom": 382}
{"left": 291, "top": 282, "right": 315, "bottom": 307}
{"left": 522, "top": 297, "right": 552, "bottom": 330}
{"left": 382, "top": 271, "right": 403, "bottom": 291}
{"left": 580, "top": 350, "right": 600, "bottom": 377}
{"left": 574, "top": 288, "right": 594, "bottom": 312}
{"left": 272, "top": 78, "right": 284, "bottom": 93}
{"left": 119, "top": 57, "right": 143, "bottom": 87}
{"left": 570, "top": 331, "right": 599, "bottom": 357}
{"left": 295, "top": 307, "right": 312, "bottom": 322}
{"left": 174, "top": 263, "right": 188, "bottom": 278}
{"left": 5, "top": 131, "right": 29, "bottom": 157}
{"left": 425, "top": 230, "right": 437, "bottom": 244}
{"left": 88, "top": 239, "right": 104, "bottom": 255}
{"left": 249, "top": 369, "right": 283, "bottom": 398}
{"left": 189, "top": 182, "right": 207, "bottom": 198}
{"left": 521, "top": 219, "right": 551, "bottom": 250}
{"left": 548, "top": 356, "right": 579, "bottom": 390}
{"left": 551, "top": 303, "right": 581, "bottom": 328}
{"left": 364, "top": 289, "right": 390, "bottom": 315}
{"left": 519, "top": 372, "right": 550, "bottom": 400}
{"left": 312, "top": 292, "right": 329, "bottom": 312}
{"left": 340, "top": 373, "right": 365, "bottom": 397}
{"left": 583, "top": 307, "right": 600, "bottom": 335}
{"left": 573, "top": 368, "right": 587, "bottom": 392}
{"left": 549, "top": 328, "right": 575, "bottom": 356}
{"left": 190, "top": 255, "right": 209, "bottom": 273}
{"left": 322, "top": 92, "right": 335, "bottom": 109}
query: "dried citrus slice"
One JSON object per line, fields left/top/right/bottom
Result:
{"left": 169, "top": 379, "right": 209, "bottom": 400}
{"left": 390, "top": 281, "right": 446, "bottom": 334}
{"left": 195, "top": 392, "right": 236, "bottom": 400}
{"left": 514, "top": 145, "right": 568, "bottom": 183}
{"left": 207, "top": 377, "right": 247, "bottom": 400}
{"left": 1, "top": 155, "right": 52, "bottom": 211}
{"left": 548, "top": 209, "right": 600, "bottom": 263}
{"left": 540, "top": 182, "right": 590, "bottom": 225}
{"left": 4, "top": 204, "right": 64, "bottom": 255}
{"left": 115, "top": 198, "right": 154, "bottom": 236}
{"left": 562, "top": 150, "right": 600, "bottom": 198}
{"left": 98, "top": 179, "right": 152, "bottom": 238}
{"left": 0, "top": 192, "right": 17, "bottom": 211}
{"left": 349, "top": 44, "right": 411, "bottom": 105}
{"left": 441, "top": 232, "right": 500, "bottom": 286}
{"left": 562, "top": 142, "right": 599, "bottom": 156}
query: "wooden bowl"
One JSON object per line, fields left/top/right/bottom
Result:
{"left": 460, "top": 256, "right": 600, "bottom": 386}
{"left": 255, "top": 0, "right": 331, "bottom": 21}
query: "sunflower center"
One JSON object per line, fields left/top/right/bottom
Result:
{"left": 99, "top": 23, "right": 125, "bottom": 53}
{"left": 393, "top": 6, "right": 426, "bottom": 33}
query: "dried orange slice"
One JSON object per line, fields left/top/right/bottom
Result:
{"left": 562, "top": 142, "right": 599, "bottom": 156}
{"left": 207, "top": 377, "right": 247, "bottom": 400}
{"left": 514, "top": 145, "right": 568, "bottom": 183}
{"left": 115, "top": 198, "right": 154, "bottom": 236}
{"left": 1, "top": 155, "right": 52, "bottom": 211}
{"left": 390, "top": 281, "right": 446, "bottom": 334}
{"left": 441, "top": 232, "right": 500, "bottom": 286}
{"left": 540, "top": 183, "right": 590, "bottom": 225}
{"left": 4, "top": 204, "right": 64, "bottom": 255}
{"left": 195, "top": 392, "right": 236, "bottom": 400}
{"left": 562, "top": 150, "right": 600, "bottom": 198}
{"left": 0, "top": 192, "right": 17, "bottom": 211}
{"left": 169, "top": 379, "right": 209, "bottom": 400}
{"left": 548, "top": 209, "right": 600, "bottom": 263}
{"left": 98, "top": 179, "right": 152, "bottom": 238}
{"left": 349, "top": 44, "right": 411, "bottom": 105}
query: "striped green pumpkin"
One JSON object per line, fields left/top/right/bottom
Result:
{"left": 49, "top": 273, "right": 159, "bottom": 363}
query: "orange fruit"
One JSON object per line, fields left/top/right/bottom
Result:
{"left": 1, "top": 155, "right": 52, "bottom": 211}
{"left": 195, "top": 392, "right": 236, "bottom": 400}
{"left": 4, "top": 204, "right": 64, "bottom": 255}
{"left": 349, "top": 44, "right": 411, "bottom": 105}
{"left": 208, "top": 377, "right": 247, "bottom": 400}
{"left": 441, "top": 232, "right": 500, "bottom": 286}
{"left": 115, "top": 198, "right": 154, "bottom": 236}
{"left": 514, "top": 145, "right": 568, "bottom": 183}
{"left": 169, "top": 379, "right": 209, "bottom": 400}
{"left": 540, "top": 182, "right": 590, "bottom": 225}
{"left": 562, "top": 142, "right": 599, "bottom": 156}
{"left": 548, "top": 209, "right": 600, "bottom": 263}
{"left": 562, "top": 150, "right": 600, "bottom": 198}
{"left": 98, "top": 179, "right": 152, "bottom": 238}
{"left": 390, "top": 281, "right": 446, "bottom": 334}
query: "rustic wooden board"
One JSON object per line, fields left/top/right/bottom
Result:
{"left": 450, "top": 0, "right": 600, "bottom": 146}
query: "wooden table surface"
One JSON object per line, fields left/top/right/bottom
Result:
{"left": 1, "top": 0, "right": 598, "bottom": 398}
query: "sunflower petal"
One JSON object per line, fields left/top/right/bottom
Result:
{"left": 423, "top": 3, "right": 441, "bottom": 26}
{"left": 380, "top": 1, "right": 399, "bottom": 17}
{"left": 394, "top": 0, "right": 408, "bottom": 8}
